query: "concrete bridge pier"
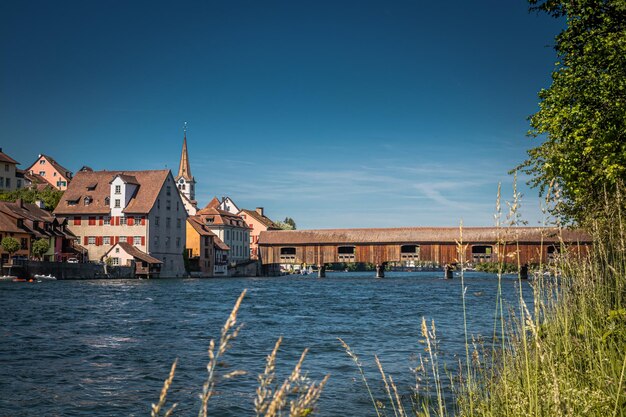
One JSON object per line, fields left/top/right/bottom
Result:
{"left": 375, "top": 263, "right": 385, "bottom": 278}
{"left": 318, "top": 264, "right": 326, "bottom": 278}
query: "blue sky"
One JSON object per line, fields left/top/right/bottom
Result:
{"left": 1, "top": 1, "right": 563, "bottom": 229}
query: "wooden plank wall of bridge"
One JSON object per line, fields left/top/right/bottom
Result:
{"left": 258, "top": 227, "right": 593, "bottom": 266}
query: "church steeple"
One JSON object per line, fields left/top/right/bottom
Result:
{"left": 175, "top": 122, "right": 196, "bottom": 202}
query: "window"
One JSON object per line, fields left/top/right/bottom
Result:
{"left": 115, "top": 247, "right": 120, "bottom": 253}
{"left": 104, "top": 216, "right": 111, "bottom": 225}
{"left": 134, "top": 236, "right": 141, "bottom": 245}
{"left": 120, "top": 217, "right": 127, "bottom": 225}
{"left": 16, "top": 179, "right": 21, "bottom": 188}
{"left": 166, "top": 217, "right": 171, "bottom": 228}
{"left": 154, "top": 236, "right": 159, "bottom": 246}
{"left": 155, "top": 216, "right": 160, "bottom": 226}
{"left": 176, "top": 218, "right": 181, "bottom": 228}
{"left": 53, "top": 172, "right": 57, "bottom": 177}
{"left": 176, "top": 201, "right": 179, "bottom": 211}
{"left": 0, "top": 177, "right": 3, "bottom": 188}
{"left": 166, "top": 186, "right": 171, "bottom": 196}
{"left": 115, "top": 185, "right": 121, "bottom": 194}
{"left": 3, "top": 164, "right": 8, "bottom": 172}
{"left": 103, "top": 236, "right": 111, "bottom": 245}
{"left": 88, "top": 217, "right": 96, "bottom": 226}
{"left": 84, "top": 196, "right": 92, "bottom": 206}
{"left": 112, "top": 257, "right": 120, "bottom": 266}
{"left": 226, "top": 230, "right": 230, "bottom": 240}
{"left": 176, "top": 237, "right": 180, "bottom": 248}
{"left": 114, "top": 199, "right": 121, "bottom": 208}
{"left": 157, "top": 199, "right": 160, "bottom": 209}
{"left": 134, "top": 217, "right": 142, "bottom": 226}
{"left": 73, "top": 216, "right": 81, "bottom": 226}
{"left": 5, "top": 178, "right": 10, "bottom": 188}
{"left": 39, "top": 171, "right": 45, "bottom": 176}
{"left": 165, "top": 236, "right": 170, "bottom": 247}
{"left": 39, "top": 160, "right": 45, "bottom": 165}
{"left": 104, "top": 197, "right": 110, "bottom": 206}
{"left": 20, "top": 238, "right": 28, "bottom": 250}
{"left": 88, "top": 236, "right": 96, "bottom": 245}
{"left": 166, "top": 200, "right": 171, "bottom": 210}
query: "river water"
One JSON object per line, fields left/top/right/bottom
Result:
{"left": 0, "top": 272, "right": 531, "bottom": 416}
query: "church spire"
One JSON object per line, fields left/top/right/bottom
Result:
{"left": 176, "top": 122, "right": 193, "bottom": 181}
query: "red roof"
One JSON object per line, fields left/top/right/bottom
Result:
{"left": 259, "top": 227, "right": 592, "bottom": 245}
{"left": 54, "top": 169, "right": 171, "bottom": 215}
{"left": 0, "top": 150, "right": 19, "bottom": 165}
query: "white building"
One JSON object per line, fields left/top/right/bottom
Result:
{"left": 54, "top": 169, "right": 188, "bottom": 277}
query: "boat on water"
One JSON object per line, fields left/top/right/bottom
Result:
{"left": 0, "top": 275, "right": 18, "bottom": 282}
{"left": 34, "top": 274, "right": 57, "bottom": 281}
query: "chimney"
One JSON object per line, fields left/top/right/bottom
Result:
{"left": 256, "top": 207, "right": 264, "bottom": 216}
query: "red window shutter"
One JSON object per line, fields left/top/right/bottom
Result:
{"left": 141, "top": 236, "right": 145, "bottom": 246}
{"left": 99, "top": 216, "right": 104, "bottom": 226}
{"left": 127, "top": 216, "right": 134, "bottom": 225}
{"left": 89, "top": 217, "right": 96, "bottom": 226}
{"left": 141, "top": 217, "right": 146, "bottom": 226}
{"left": 115, "top": 236, "right": 119, "bottom": 244}
{"left": 127, "top": 236, "right": 133, "bottom": 244}
{"left": 96, "top": 237, "right": 100, "bottom": 246}
{"left": 116, "top": 216, "right": 120, "bottom": 226}
{"left": 74, "top": 216, "right": 81, "bottom": 226}
{"left": 83, "top": 236, "right": 88, "bottom": 245}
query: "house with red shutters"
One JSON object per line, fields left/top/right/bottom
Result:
{"left": 54, "top": 169, "right": 187, "bottom": 277}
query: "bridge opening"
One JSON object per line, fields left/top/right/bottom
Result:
{"left": 547, "top": 245, "right": 561, "bottom": 261}
{"left": 472, "top": 245, "right": 493, "bottom": 263}
{"left": 400, "top": 244, "right": 420, "bottom": 261}
{"left": 337, "top": 246, "right": 356, "bottom": 262}
{"left": 279, "top": 247, "right": 297, "bottom": 263}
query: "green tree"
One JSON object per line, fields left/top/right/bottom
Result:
{"left": 31, "top": 238, "right": 50, "bottom": 261}
{"left": 518, "top": 0, "right": 626, "bottom": 224}
{"left": 0, "top": 187, "right": 64, "bottom": 210}
{"left": 1, "top": 237, "right": 21, "bottom": 263}
{"left": 276, "top": 217, "right": 297, "bottom": 230}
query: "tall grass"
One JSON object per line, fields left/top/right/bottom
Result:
{"left": 342, "top": 184, "right": 626, "bottom": 417}
{"left": 151, "top": 289, "right": 329, "bottom": 416}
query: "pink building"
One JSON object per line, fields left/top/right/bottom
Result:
{"left": 26, "top": 154, "right": 73, "bottom": 190}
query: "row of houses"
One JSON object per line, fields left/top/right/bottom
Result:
{"left": 0, "top": 133, "right": 283, "bottom": 278}
{"left": 0, "top": 148, "right": 73, "bottom": 192}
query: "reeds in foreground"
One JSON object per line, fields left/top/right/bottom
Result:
{"left": 151, "top": 289, "right": 329, "bottom": 416}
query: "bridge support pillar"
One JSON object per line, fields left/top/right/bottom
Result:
{"left": 318, "top": 264, "right": 326, "bottom": 278}
{"left": 520, "top": 264, "right": 528, "bottom": 280}
{"left": 444, "top": 264, "right": 453, "bottom": 279}
{"left": 375, "top": 263, "right": 385, "bottom": 278}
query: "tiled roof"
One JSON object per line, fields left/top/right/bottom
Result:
{"left": 214, "top": 236, "right": 230, "bottom": 251}
{"left": 187, "top": 216, "right": 217, "bottom": 237}
{"left": 258, "top": 227, "right": 592, "bottom": 245}
{"left": 239, "top": 209, "right": 280, "bottom": 229}
{"left": 196, "top": 206, "right": 248, "bottom": 228}
{"left": 54, "top": 169, "right": 170, "bottom": 215}
{"left": 40, "top": 154, "right": 72, "bottom": 179}
{"left": 113, "top": 242, "right": 163, "bottom": 264}
{"left": 113, "top": 174, "right": 140, "bottom": 185}
{"left": 205, "top": 197, "right": 220, "bottom": 209}
{"left": 0, "top": 150, "right": 19, "bottom": 165}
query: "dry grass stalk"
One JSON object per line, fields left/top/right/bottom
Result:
{"left": 289, "top": 374, "right": 330, "bottom": 417}
{"left": 375, "top": 355, "right": 399, "bottom": 417}
{"left": 198, "top": 289, "right": 247, "bottom": 417}
{"left": 264, "top": 348, "right": 307, "bottom": 416}
{"left": 338, "top": 337, "right": 382, "bottom": 417}
{"left": 255, "top": 336, "right": 283, "bottom": 416}
{"left": 151, "top": 359, "right": 178, "bottom": 417}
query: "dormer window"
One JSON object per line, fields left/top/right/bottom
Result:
{"left": 84, "top": 196, "right": 92, "bottom": 206}
{"left": 86, "top": 183, "right": 97, "bottom": 191}
{"left": 67, "top": 198, "right": 79, "bottom": 206}
{"left": 115, "top": 185, "right": 121, "bottom": 194}
{"left": 104, "top": 197, "right": 110, "bottom": 206}
{"left": 206, "top": 217, "right": 214, "bottom": 224}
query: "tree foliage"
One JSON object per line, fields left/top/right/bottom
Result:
{"left": 275, "top": 217, "right": 297, "bottom": 230}
{"left": 519, "top": 0, "right": 626, "bottom": 224}
{"left": 0, "top": 187, "right": 64, "bottom": 211}
{"left": 1, "top": 237, "right": 20, "bottom": 257}
{"left": 32, "top": 238, "right": 50, "bottom": 260}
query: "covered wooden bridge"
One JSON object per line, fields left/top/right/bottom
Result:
{"left": 258, "top": 227, "right": 591, "bottom": 277}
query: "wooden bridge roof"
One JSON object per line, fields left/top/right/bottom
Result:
{"left": 258, "top": 227, "right": 592, "bottom": 245}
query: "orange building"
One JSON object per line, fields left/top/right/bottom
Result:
{"left": 238, "top": 207, "right": 280, "bottom": 259}
{"left": 26, "top": 154, "right": 73, "bottom": 190}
